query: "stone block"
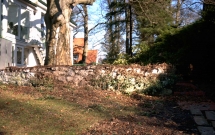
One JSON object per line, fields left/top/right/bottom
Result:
{"left": 205, "top": 111, "right": 215, "bottom": 121}
{"left": 194, "top": 116, "right": 209, "bottom": 126}
{"left": 212, "top": 121, "right": 215, "bottom": 128}
{"left": 197, "top": 126, "right": 215, "bottom": 135}
{"left": 190, "top": 108, "right": 203, "bottom": 115}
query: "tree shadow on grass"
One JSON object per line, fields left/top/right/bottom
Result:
{"left": 0, "top": 132, "right": 6, "bottom": 135}
{"left": 132, "top": 96, "right": 200, "bottom": 135}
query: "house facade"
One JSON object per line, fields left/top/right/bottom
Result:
{"left": 73, "top": 38, "right": 98, "bottom": 64}
{"left": 0, "top": 0, "right": 76, "bottom": 69}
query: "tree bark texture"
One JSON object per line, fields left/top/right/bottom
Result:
{"left": 175, "top": 0, "right": 181, "bottom": 27}
{"left": 45, "top": 0, "right": 95, "bottom": 65}
{"left": 81, "top": 4, "right": 88, "bottom": 63}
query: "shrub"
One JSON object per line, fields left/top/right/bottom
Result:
{"left": 90, "top": 72, "right": 179, "bottom": 96}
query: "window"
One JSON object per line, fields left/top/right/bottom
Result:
{"left": 7, "top": 0, "right": 30, "bottom": 40}
{"left": 15, "top": 46, "right": 28, "bottom": 65}
{"left": 73, "top": 54, "right": 79, "bottom": 61}
{"left": 24, "top": 48, "right": 29, "bottom": 65}
{"left": 7, "top": 1, "right": 20, "bottom": 37}
{"left": 16, "top": 47, "right": 22, "bottom": 64}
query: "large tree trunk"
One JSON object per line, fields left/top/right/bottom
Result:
{"left": 45, "top": 0, "right": 72, "bottom": 65}
{"left": 45, "top": 0, "right": 95, "bottom": 65}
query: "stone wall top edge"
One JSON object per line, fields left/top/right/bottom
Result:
{"left": 0, "top": 63, "right": 173, "bottom": 72}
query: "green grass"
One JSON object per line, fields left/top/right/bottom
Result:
{"left": 0, "top": 91, "right": 104, "bottom": 134}
{"left": 0, "top": 86, "right": 139, "bottom": 135}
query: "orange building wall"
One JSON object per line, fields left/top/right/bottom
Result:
{"left": 86, "top": 50, "right": 98, "bottom": 64}
{"left": 73, "top": 38, "right": 98, "bottom": 64}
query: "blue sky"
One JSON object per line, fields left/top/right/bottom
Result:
{"left": 74, "top": 0, "right": 107, "bottom": 58}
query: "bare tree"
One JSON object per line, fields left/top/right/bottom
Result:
{"left": 72, "top": 2, "right": 106, "bottom": 63}
{"left": 172, "top": 0, "right": 202, "bottom": 26}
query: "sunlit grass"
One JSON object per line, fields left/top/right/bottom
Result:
{"left": 0, "top": 87, "right": 138, "bottom": 134}
{"left": 0, "top": 90, "right": 103, "bottom": 134}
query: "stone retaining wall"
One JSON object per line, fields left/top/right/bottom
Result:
{"left": 0, "top": 63, "right": 175, "bottom": 94}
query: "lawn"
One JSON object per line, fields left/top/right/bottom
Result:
{"left": 0, "top": 83, "right": 198, "bottom": 135}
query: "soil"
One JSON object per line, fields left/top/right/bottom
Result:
{"left": 1, "top": 81, "right": 215, "bottom": 135}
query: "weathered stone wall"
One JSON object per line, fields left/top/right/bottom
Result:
{"left": 0, "top": 63, "right": 175, "bottom": 94}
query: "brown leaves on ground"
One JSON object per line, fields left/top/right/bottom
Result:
{"left": 0, "top": 83, "right": 200, "bottom": 135}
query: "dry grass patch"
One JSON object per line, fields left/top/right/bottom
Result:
{"left": 0, "top": 90, "right": 106, "bottom": 134}
{"left": 0, "top": 84, "right": 139, "bottom": 135}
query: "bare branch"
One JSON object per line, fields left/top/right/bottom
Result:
{"left": 89, "top": 22, "right": 106, "bottom": 33}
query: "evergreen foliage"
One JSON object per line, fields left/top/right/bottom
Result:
{"left": 114, "top": 0, "right": 215, "bottom": 82}
{"left": 132, "top": 0, "right": 174, "bottom": 46}
{"left": 101, "top": 0, "right": 215, "bottom": 83}
{"left": 102, "top": 0, "right": 132, "bottom": 63}
{"left": 132, "top": 15, "right": 215, "bottom": 82}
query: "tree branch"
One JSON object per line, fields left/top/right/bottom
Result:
{"left": 88, "top": 22, "right": 106, "bottom": 33}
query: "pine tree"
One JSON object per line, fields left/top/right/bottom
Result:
{"left": 132, "top": 0, "right": 174, "bottom": 45}
{"left": 102, "top": 0, "right": 133, "bottom": 62}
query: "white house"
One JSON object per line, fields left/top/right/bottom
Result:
{"left": 0, "top": 0, "right": 76, "bottom": 69}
